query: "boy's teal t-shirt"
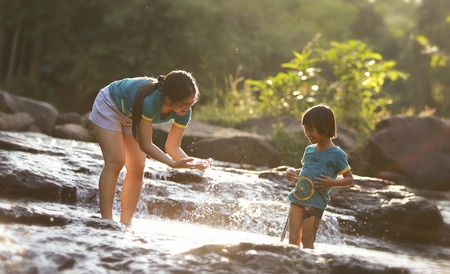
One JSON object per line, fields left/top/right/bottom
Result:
{"left": 108, "top": 77, "right": 190, "bottom": 128}
{"left": 288, "top": 144, "right": 351, "bottom": 210}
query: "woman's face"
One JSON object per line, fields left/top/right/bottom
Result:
{"left": 170, "top": 93, "right": 198, "bottom": 115}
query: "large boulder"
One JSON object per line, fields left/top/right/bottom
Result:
{"left": 0, "top": 90, "right": 59, "bottom": 134}
{"left": 239, "top": 116, "right": 359, "bottom": 168}
{"left": 330, "top": 176, "right": 445, "bottom": 244}
{"left": 52, "top": 123, "right": 94, "bottom": 142}
{"left": 0, "top": 112, "right": 34, "bottom": 131}
{"left": 153, "top": 120, "right": 281, "bottom": 167}
{"left": 187, "top": 135, "right": 281, "bottom": 167}
{"left": 366, "top": 116, "right": 450, "bottom": 190}
{"left": 239, "top": 116, "right": 358, "bottom": 153}
{"left": 56, "top": 112, "right": 83, "bottom": 125}
{"left": 240, "top": 116, "right": 303, "bottom": 136}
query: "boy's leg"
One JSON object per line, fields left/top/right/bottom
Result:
{"left": 288, "top": 203, "right": 305, "bottom": 247}
{"left": 301, "top": 207, "right": 322, "bottom": 249}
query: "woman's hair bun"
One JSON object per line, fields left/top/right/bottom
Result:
{"left": 157, "top": 75, "right": 165, "bottom": 90}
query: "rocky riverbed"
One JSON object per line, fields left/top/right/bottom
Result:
{"left": 0, "top": 131, "right": 449, "bottom": 273}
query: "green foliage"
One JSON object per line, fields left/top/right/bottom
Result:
{"left": 246, "top": 47, "right": 324, "bottom": 118}
{"left": 397, "top": 0, "right": 450, "bottom": 117}
{"left": 193, "top": 67, "right": 263, "bottom": 128}
{"left": 321, "top": 40, "right": 408, "bottom": 135}
{"left": 270, "top": 122, "right": 309, "bottom": 166}
{"left": 416, "top": 35, "right": 448, "bottom": 67}
{"left": 1, "top": 0, "right": 449, "bottom": 120}
{"left": 0, "top": 0, "right": 359, "bottom": 112}
{"left": 247, "top": 40, "right": 408, "bottom": 136}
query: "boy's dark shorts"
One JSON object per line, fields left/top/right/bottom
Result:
{"left": 291, "top": 203, "right": 324, "bottom": 220}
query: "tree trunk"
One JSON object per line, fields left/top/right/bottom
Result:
{"left": 29, "top": 37, "right": 42, "bottom": 79}
{"left": 0, "top": 26, "right": 5, "bottom": 82}
{"left": 6, "top": 13, "right": 23, "bottom": 88}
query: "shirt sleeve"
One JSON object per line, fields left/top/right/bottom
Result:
{"left": 300, "top": 145, "right": 313, "bottom": 166}
{"left": 173, "top": 109, "right": 191, "bottom": 128}
{"left": 141, "top": 94, "right": 160, "bottom": 121}
{"left": 335, "top": 148, "right": 351, "bottom": 174}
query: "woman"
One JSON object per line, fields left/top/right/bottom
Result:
{"left": 89, "top": 70, "right": 209, "bottom": 225}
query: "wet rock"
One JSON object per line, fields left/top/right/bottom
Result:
{"left": 0, "top": 130, "right": 448, "bottom": 273}
{"left": 0, "top": 203, "right": 69, "bottom": 226}
{"left": 178, "top": 242, "right": 409, "bottom": 274}
{"left": 366, "top": 115, "right": 450, "bottom": 190}
{"left": 0, "top": 167, "right": 78, "bottom": 204}
{"left": 330, "top": 176, "right": 444, "bottom": 244}
{"left": 153, "top": 120, "right": 281, "bottom": 167}
{"left": 0, "top": 131, "right": 445, "bottom": 245}
{"left": 0, "top": 131, "right": 101, "bottom": 204}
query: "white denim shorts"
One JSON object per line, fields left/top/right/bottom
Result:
{"left": 89, "top": 85, "right": 133, "bottom": 134}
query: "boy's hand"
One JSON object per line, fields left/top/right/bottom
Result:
{"left": 314, "top": 175, "right": 333, "bottom": 190}
{"left": 286, "top": 168, "right": 298, "bottom": 182}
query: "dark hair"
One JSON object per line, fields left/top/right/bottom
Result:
{"left": 132, "top": 70, "right": 199, "bottom": 141}
{"left": 302, "top": 104, "right": 337, "bottom": 138}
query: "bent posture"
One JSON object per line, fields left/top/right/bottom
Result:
{"left": 89, "top": 70, "right": 209, "bottom": 225}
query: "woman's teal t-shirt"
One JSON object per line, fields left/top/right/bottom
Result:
{"left": 108, "top": 77, "right": 191, "bottom": 128}
{"left": 288, "top": 144, "right": 351, "bottom": 210}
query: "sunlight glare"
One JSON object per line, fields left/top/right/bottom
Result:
{"left": 129, "top": 218, "right": 278, "bottom": 255}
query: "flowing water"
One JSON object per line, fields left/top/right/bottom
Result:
{"left": 0, "top": 133, "right": 449, "bottom": 273}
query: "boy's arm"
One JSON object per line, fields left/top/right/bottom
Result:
{"left": 314, "top": 169, "right": 353, "bottom": 190}
{"left": 334, "top": 169, "right": 354, "bottom": 187}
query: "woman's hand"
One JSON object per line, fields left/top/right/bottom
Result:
{"left": 171, "top": 157, "right": 197, "bottom": 169}
{"left": 189, "top": 158, "right": 213, "bottom": 170}
{"left": 171, "top": 157, "right": 213, "bottom": 170}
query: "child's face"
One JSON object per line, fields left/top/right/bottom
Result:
{"left": 303, "top": 125, "right": 327, "bottom": 144}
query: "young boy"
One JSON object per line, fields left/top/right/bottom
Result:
{"left": 285, "top": 104, "right": 353, "bottom": 249}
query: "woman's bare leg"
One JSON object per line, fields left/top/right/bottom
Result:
{"left": 93, "top": 125, "right": 125, "bottom": 220}
{"left": 120, "top": 134, "right": 146, "bottom": 225}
